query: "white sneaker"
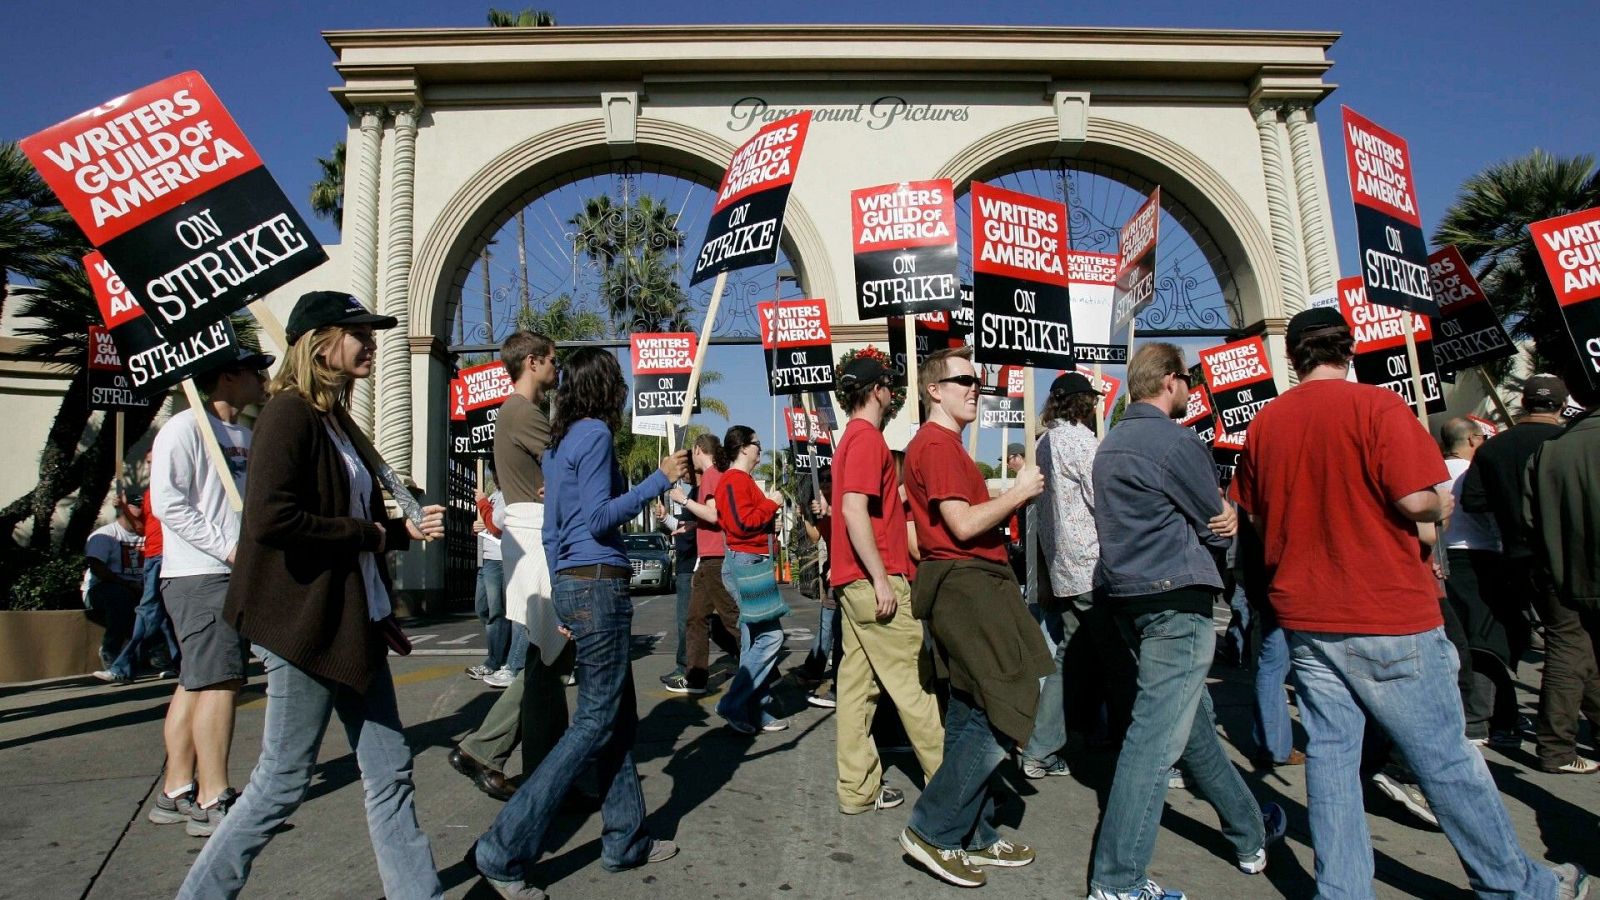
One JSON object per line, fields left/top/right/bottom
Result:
{"left": 465, "top": 664, "right": 493, "bottom": 680}
{"left": 484, "top": 668, "right": 515, "bottom": 689}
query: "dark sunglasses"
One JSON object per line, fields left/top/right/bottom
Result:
{"left": 938, "top": 374, "right": 982, "bottom": 388}
{"left": 1170, "top": 371, "right": 1193, "bottom": 386}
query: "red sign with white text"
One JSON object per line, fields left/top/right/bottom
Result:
{"left": 1342, "top": 106, "right": 1422, "bottom": 228}
{"left": 629, "top": 333, "right": 697, "bottom": 375}
{"left": 712, "top": 112, "right": 810, "bottom": 215}
{"left": 1530, "top": 207, "right": 1600, "bottom": 308}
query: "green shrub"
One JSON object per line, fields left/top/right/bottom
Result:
{"left": 0, "top": 547, "right": 86, "bottom": 611}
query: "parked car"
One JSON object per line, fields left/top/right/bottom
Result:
{"left": 623, "top": 532, "right": 673, "bottom": 594}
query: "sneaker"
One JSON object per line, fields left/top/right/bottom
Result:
{"left": 158, "top": 669, "right": 178, "bottom": 680}
{"left": 1021, "top": 756, "right": 1070, "bottom": 779}
{"left": 663, "top": 673, "right": 707, "bottom": 695}
{"left": 1488, "top": 729, "right": 1523, "bottom": 750}
{"left": 465, "top": 664, "right": 493, "bottom": 680}
{"left": 1468, "top": 735, "right": 1490, "bottom": 747}
{"left": 968, "top": 838, "right": 1035, "bottom": 867}
{"left": 899, "top": 828, "right": 986, "bottom": 888}
{"left": 719, "top": 713, "right": 758, "bottom": 735}
{"left": 1370, "top": 771, "right": 1438, "bottom": 827}
{"left": 1086, "top": 880, "right": 1187, "bottom": 900}
{"left": 187, "top": 787, "right": 239, "bottom": 837}
{"left": 1554, "top": 862, "right": 1591, "bottom": 900}
{"left": 842, "top": 784, "right": 905, "bottom": 815}
{"left": 483, "top": 667, "right": 515, "bottom": 689}
{"left": 807, "top": 686, "right": 837, "bottom": 708}
{"left": 148, "top": 785, "right": 195, "bottom": 825}
{"left": 561, "top": 673, "right": 577, "bottom": 686}
{"left": 92, "top": 669, "right": 131, "bottom": 684}
{"left": 1237, "top": 802, "right": 1288, "bottom": 874}
{"left": 761, "top": 718, "right": 790, "bottom": 733}
{"left": 1167, "top": 767, "right": 1192, "bottom": 790}
{"left": 467, "top": 843, "right": 549, "bottom": 900}
{"left": 646, "top": 839, "right": 679, "bottom": 864}
{"left": 659, "top": 668, "right": 684, "bottom": 685}
{"left": 1545, "top": 757, "right": 1600, "bottom": 775}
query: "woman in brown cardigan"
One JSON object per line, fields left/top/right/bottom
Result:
{"left": 180, "top": 291, "right": 446, "bottom": 900}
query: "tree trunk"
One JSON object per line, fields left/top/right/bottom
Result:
{"left": 27, "top": 371, "right": 92, "bottom": 549}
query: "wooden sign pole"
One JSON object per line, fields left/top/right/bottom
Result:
{"left": 902, "top": 313, "right": 919, "bottom": 432}
{"left": 1000, "top": 425, "right": 1011, "bottom": 486}
{"left": 247, "top": 300, "right": 289, "bottom": 354}
{"left": 677, "top": 270, "right": 729, "bottom": 455}
{"left": 967, "top": 409, "right": 979, "bottom": 459}
{"left": 476, "top": 459, "right": 484, "bottom": 492}
{"left": 1093, "top": 362, "right": 1106, "bottom": 435}
{"left": 1023, "top": 369, "right": 1037, "bottom": 467}
{"left": 1475, "top": 365, "right": 1514, "bottom": 425}
{"left": 1402, "top": 312, "right": 1430, "bottom": 428}
{"left": 180, "top": 379, "right": 243, "bottom": 513}
{"left": 113, "top": 412, "right": 126, "bottom": 486}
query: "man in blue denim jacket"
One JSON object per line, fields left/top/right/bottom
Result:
{"left": 1084, "top": 342, "right": 1283, "bottom": 900}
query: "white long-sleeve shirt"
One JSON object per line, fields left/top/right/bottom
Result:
{"left": 150, "top": 407, "right": 250, "bottom": 577}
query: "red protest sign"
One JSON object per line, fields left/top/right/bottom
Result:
{"left": 1342, "top": 107, "right": 1421, "bottom": 229}
{"left": 852, "top": 179, "right": 961, "bottom": 318}
{"left": 1426, "top": 246, "right": 1514, "bottom": 370}
{"left": 459, "top": 361, "right": 514, "bottom": 459}
{"left": 630, "top": 333, "right": 696, "bottom": 375}
{"left": 1529, "top": 207, "right": 1600, "bottom": 390}
{"left": 86, "top": 250, "right": 146, "bottom": 329}
{"left": 712, "top": 112, "right": 810, "bottom": 215}
{"left": 693, "top": 112, "right": 811, "bottom": 285}
{"left": 449, "top": 379, "right": 467, "bottom": 422}
{"left": 20, "top": 72, "right": 263, "bottom": 246}
{"left": 757, "top": 299, "right": 834, "bottom": 395}
{"left": 784, "top": 406, "right": 833, "bottom": 445}
{"left": 83, "top": 250, "right": 241, "bottom": 399}
{"left": 969, "top": 181, "right": 1072, "bottom": 369}
{"left": 1342, "top": 107, "right": 1434, "bottom": 316}
{"left": 1198, "top": 337, "right": 1279, "bottom": 439}
{"left": 87, "top": 326, "right": 151, "bottom": 412}
{"left": 1110, "top": 189, "right": 1161, "bottom": 335}
{"left": 1337, "top": 276, "right": 1445, "bottom": 413}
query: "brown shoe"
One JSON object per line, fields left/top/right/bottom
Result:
{"left": 475, "top": 768, "right": 517, "bottom": 801}
{"left": 1254, "top": 749, "right": 1306, "bottom": 768}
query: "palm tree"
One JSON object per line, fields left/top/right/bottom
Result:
{"left": 1433, "top": 150, "right": 1600, "bottom": 375}
{"left": 486, "top": 7, "right": 558, "bottom": 26}
{"left": 570, "top": 193, "right": 691, "bottom": 332}
{"left": 309, "top": 141, "right": 345, "bottom": 232}
{"left": 0, "top": 140, "right": 84, "bottom": 318}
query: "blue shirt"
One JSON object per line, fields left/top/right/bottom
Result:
{"left": 541, "top": 418, "right": 670, "bottom": 573}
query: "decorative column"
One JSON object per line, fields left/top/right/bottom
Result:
{"left": 1284, "top": 102, "right": 1337, "bottom": 297}
{"left": 377, "top": 105, "right": 419, "bottom": 481}
{"left": 347, "top": 105, "right": 386, "bottom": 436}
{"left": 1252, "top": 102, "right": 1307, "bottom": 315}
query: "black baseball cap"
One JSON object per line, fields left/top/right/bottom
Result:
{"left": 1049, "top": 371, "right": 1098, "bottom": 396}
{"left": 1286, "top": 307, "right": 1349, "bottom": 348}
{"left": 1522, "top": 373, "right": 1568, "bottom": 412}
{"left": 285, "top": 291, "right": 398, "bottom": 346}
{"left": 231, "top": 348, "right": 276, "bottom": 372}
{"left": 837, "top": 355, "right": 898, "bottom": 389}
{"left": 1006, "top": 442, "right": 1025, "bottom": 458}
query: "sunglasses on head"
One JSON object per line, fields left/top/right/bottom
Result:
{"left": 938, "top": 374, "right": 981, "bottom": 388}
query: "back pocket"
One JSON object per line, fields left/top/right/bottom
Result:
{"left": 1345, "top": 636, "right": 1420, "bottom": 683}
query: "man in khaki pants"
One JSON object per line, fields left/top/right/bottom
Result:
{"left": 829, "top": 356, "right": 944, "bottom": 814}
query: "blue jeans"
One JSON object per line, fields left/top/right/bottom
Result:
{"left": 1224, "top": 582, "right": 1251, "bottom": 660}
{"left": 1290, "top": 628, "right": 1557, "bottom": 900}
{"left": 506, "top": 621, "right": 529, "bottom": 674}
{"left": 807, "top": 603, "right": 842, "bottom": 679}
{"left": 1252, "top": 606, "right": 1295, "bottom": 763}
{"left": 476, "top": 574, "right": 651, "bottom": 881}
{"left": 672, "top": 568, "right": 694, "bottom": 673}
{"left": 1090, "top": 609, "right": 1264, "bottom": 895}
{"left": 109, "top": 556, "right": 178, "bottom": 678}
{"left": 179, "top": 646, "right": 440, "bottom": 900}
{"left": 1023, "top": 592, "right": 1091, "bottom": 764}
{"left": 716, "top": 550, "right": 785, "bottom": 728}
{"left": 476, "top": 558, "right": 509, "bottom": 671}
{"left": 906, "top": 690, "right": 1006, "bottom": 850}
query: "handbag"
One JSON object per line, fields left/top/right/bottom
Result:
{"left": 728, "top": 554, "right": 790, "bottom": 624}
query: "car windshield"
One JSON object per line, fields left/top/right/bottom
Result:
{"left": 623, "top": 534, "right": 667, "bottom": 551}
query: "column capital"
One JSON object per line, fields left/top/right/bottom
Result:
{"left": 389, "top": 104, "right": 423, "bottom": 126}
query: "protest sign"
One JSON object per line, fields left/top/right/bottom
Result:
{"left": 1528, "top": 206, "right": 1600, "bottom": 392}
{"left": 1427, "top": 246, "right": 1514, "bottom": 371}
{"left": 969, "top": 182, "right": 1073, "bottom": 370}
{"left": 757, "top": 299, "right": 834, "bottom": 395}
{"left": 23, "top": 72, "right": 326, "bottom": 341}
{"left": 852, "top": 179, "right": 960, "bottom": 319}
{"left": 1466, "top": 414, "right": 1499, "bottom": 438}
{"left": 1110, "top": 189, "right": 1160, "bottom": 336}
{"left": 85, "top": 250, "right": 242, "bottom": 399}
{"left": 448, "top": 378, "right": 472, "bottom": 457}
{"left": 1341, "top": 107, "right": 1435, "bottom": 318}
{"left": 1180, "top": 379, "right": 1216, "bottom": 444}
{"left": 1073, "top": 365, "right": 1121, "bottom": 423}
{"left": 979, "top": 365, "right": 1026, "bottom": 429}
{"left": 1337, "top": 275, "right": 1446, "bottom": 413}
{"left": 87, "top": 325, "right": 154, "bottom": 413}
{"left": 691, "top": 112, "right": 811, "bottom": 285}
{"left": 1070, "top": 251, "right": 1125, "bottom": 364}
{"left": 950, "top": 284, "right": 974, "bottom": 346}
{"left": 1198, "top": 337, "right": 1279, "bottom": 443}
{"left": 459, "top": 361, "right": 515, "bottom": 458}
{"left": 630, "top": 333, "right": 700, "bottom": 418}
{"left": 887, "top": 310, "right": 960, "bottom": 380}
{"left": 785, "top": 403, "right": 834, "bottom": 471}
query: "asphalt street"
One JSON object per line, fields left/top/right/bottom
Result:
{"left": 3, "top": 582, "right": 1597, "bottom": 900}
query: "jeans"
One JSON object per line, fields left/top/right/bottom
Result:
{"left": 806, "top": 603, "right": 842, "bottom": 680}
{"left": 1022, "top": 592, "right": 1089, "bottom": 764}
{"left": 179, "top": 646, "right": 440, "bottom": 900}
{"left": 1289, "top": 627, "right": 1557, "bottom": 899}
{"left": 1252, "top": 605, "right": 1295, "bottom": 763}
{"left": 476, "top": 574, "right": 651, "bottom": 881}
{"left": 476, "top": 558, "right": 509, "bottom": 671}
{"left": 506, "top": 622, "right": 529, "bottom": 674}
{"left": 906, "top": 690, "right": 1006, "bottom": 850}
{"left": 1090, "top": 610, "right": 1264, "bottom": 895}
{"left": 1224, "top": 582, "right": 1252, "bottom": 661}
{"left": 672, "top": 568, "right": 694, "bottom": 673}
{"left": 109, "top": 556, "right": 178, "bottom": 678}
{"left": 716, "top": 550, "right": 785, "bottom": 728}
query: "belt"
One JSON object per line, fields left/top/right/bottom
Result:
{"left": 563, "top": 563, "right": 631, "bottom": 580}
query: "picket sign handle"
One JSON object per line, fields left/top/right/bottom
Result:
{"left": 967, "top": 408, "right": 979, "bottom": 459}
{"left": 476, "top": 459, "right": 484, "bottom": 494}
{"left": 902, "top": 314, "right": 919, "bottom": 435}
{"left": 114, "top": 411, "right": 125, "bottom": 486}
{"left": 1093, "top": 362, "right": 1106, "bottom": 435}
{"left": 247, "top": 300, "right": 289, "bottom": 354}
{"left": 800, "top": 392, "right": 822, "bottom": 499}
{"left": 676, "top": 271, "right": 729, "bottom": 456}
{"left": 1402, "top": 313, "right": 1429, "bottom": 429}
{"left": 1125, "top": 322, "right": 1137, "bottom": 364}
{"left": 1000, "top": 425, "right": 1011, "bottom": 487}
{"left": 1022, "top": 369, "right": 1037, "bottom": 467}
{"left": 181, "top": 379, "right": 244, "bottom": 513}
{"left": 1475, "top": 365, "right": 1514, "bottom": 425}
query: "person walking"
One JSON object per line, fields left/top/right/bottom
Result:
{"left": 98, "top": 470, "right": 179, "bottom": 682}
{"left": 1236, "top": 307, "right": 1589, "bottom": 900}
{"left": 829, "top": 354, "right": 943, "bottom": 814}
{"left": 900, "top": 346, "right": 1050, "bottom": 888}
{"left": 470, "top": 347, "right": 686, "bottom": 899}
{"left": 467, "top": 479, "right": 515, "bottom": 685}
{"left": 713, "top": 425, "right": 792, "bottom": 734}
{"left": 664, "top": 433, "right": 742, "bottom": 695}
{"left": 1086, "top": 343, "right": 1281, "bottom": 900}
{"left": 178, "top": 291, "right": 446, "bottom": 900}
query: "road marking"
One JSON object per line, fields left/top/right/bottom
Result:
{"left": 409, "top": 634, "right": 437, "bottom": 644}
{"left": 405, "top": 649, "right": 484, "bottom": 656}
{"left": 438, "top": 634, "right": 476, "bottom": 645}
{"left": 237, "top": 663, "right": 463, "bottom": 709}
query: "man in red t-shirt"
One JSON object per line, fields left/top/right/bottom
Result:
{"left": 898, "top": 346, "right": 1048, "bottom": 888}
{"left": 828, "top": 355, "right": 943, "bottom": 816}
{"left": 1237, "top": 308, "right": 1586, "bottom": 899}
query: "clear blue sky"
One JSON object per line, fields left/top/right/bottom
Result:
{"left": 7, "top": 1, "right": 1595, "bottom": 467}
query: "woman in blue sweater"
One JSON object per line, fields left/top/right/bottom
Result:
{"left": 471, "top": 348, "right": 688, "bottom": 900}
